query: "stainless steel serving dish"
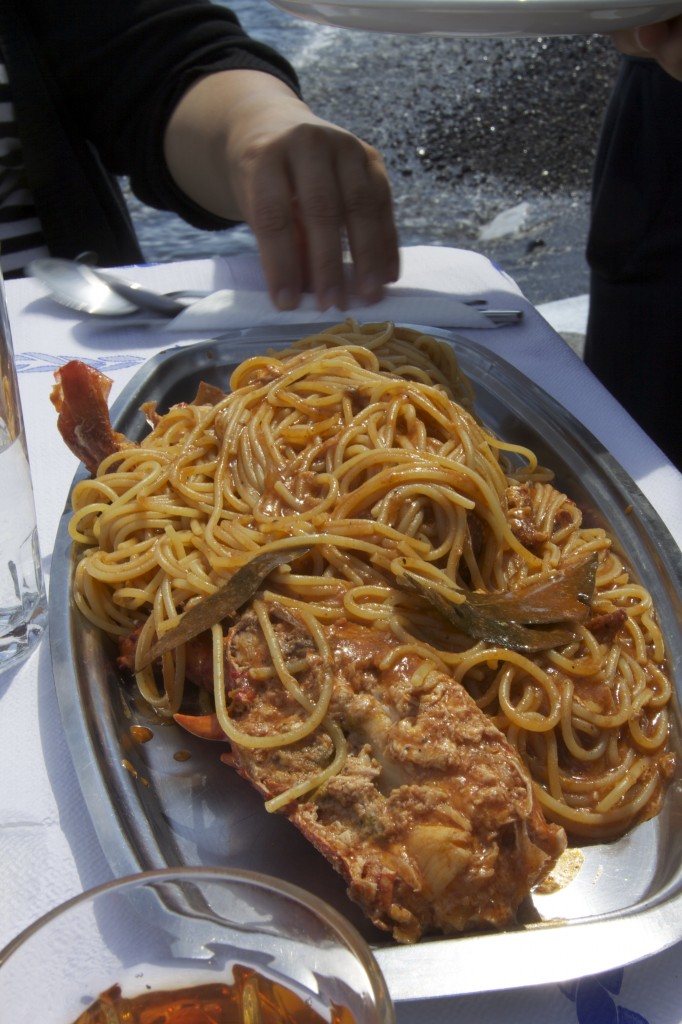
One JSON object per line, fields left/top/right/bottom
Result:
{"left": 49, "top": 326, "right": 682, "bottom": 1002}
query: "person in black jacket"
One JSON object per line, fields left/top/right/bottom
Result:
{"left": 0, "top": 0, "right": 399, "bottom": 311}
{"left": 585, "top": 16, "right": 682, "bottom": 468}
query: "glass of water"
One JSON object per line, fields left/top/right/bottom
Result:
{"left": 0, "top": 268, "right": 47, "bottom": 671}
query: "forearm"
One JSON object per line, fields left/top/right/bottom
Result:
{"left": 28, "top": 0, "right": 300, "bottom": 202}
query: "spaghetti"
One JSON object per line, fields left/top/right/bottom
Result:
{"left": 67, "top": 321, "right": 675, "bottom": 839}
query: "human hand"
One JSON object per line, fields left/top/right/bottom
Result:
{"left": 611, "top": 13, "right": 682, "bottom": 81}
{"left": 165, "top": 70, "right": 399, "bottom": 311}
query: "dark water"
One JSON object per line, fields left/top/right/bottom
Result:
{"left": 126, "top": 1, "right": 621, "bottom": 303}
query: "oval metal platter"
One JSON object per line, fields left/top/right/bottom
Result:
{"left": 49, "top": 325, "right": 682, "bottom": 1002}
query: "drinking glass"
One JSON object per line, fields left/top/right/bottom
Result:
{"left": 0, "top": 867, "right": 396, "bottom": 1023}
{"left": 0, "top": 267, "right": 47, "bottom": 670}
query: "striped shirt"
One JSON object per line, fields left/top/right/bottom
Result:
{"left": 0, "top": 61, "right": 49, "bottom": 278}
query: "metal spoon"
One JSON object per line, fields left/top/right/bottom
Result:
{"left": 28, "top": 257, "right": 199, "bottom": 317}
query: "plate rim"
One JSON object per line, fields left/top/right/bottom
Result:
{"left": 265, "top": 0, "right": 682, "bottom": 36}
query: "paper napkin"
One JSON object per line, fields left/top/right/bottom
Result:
{"left": 160, "top": 287, "right": 503, "bottom": 332}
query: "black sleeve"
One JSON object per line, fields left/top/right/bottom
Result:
{"left": 26, "top": 0, "right": 301, "bottom": 228}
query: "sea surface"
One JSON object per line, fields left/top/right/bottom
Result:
{"left": 126, "top": 0, "right": 621, "bottom": 303}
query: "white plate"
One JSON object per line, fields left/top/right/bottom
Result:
{"left": 267, "top": 0, "right": 680, "bottom": 36}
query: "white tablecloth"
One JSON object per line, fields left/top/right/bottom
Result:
{"left": 1, "top": 246, "right": 681, "bottom": 1022}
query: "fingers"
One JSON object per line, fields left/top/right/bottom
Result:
{"left": 338, "top": 143, "right": 400, "bottom": 305}
{"left": 635, "top": 20, "right": 673, "bottom": 51}
{"left": 242, "top": 154, "right": 307, "bottom": 311}
{"left": 281, "top": 124, "right": 350, "bottom": 310}
{"left": 611, "top": 14, "right": 682, "bottom": 80}
{"left": 242, "top": 122, "right": 400, "bottom": 311}
{"left": 640, "top": 15, "right": 682, "bottom": 79}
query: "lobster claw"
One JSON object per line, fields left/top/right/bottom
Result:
{"left": 174, "top": 711, "right": 227, "bottom": 741}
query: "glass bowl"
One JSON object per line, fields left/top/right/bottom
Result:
{"left": 0, "top": 867, "right": 396, "bottom": 1023}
